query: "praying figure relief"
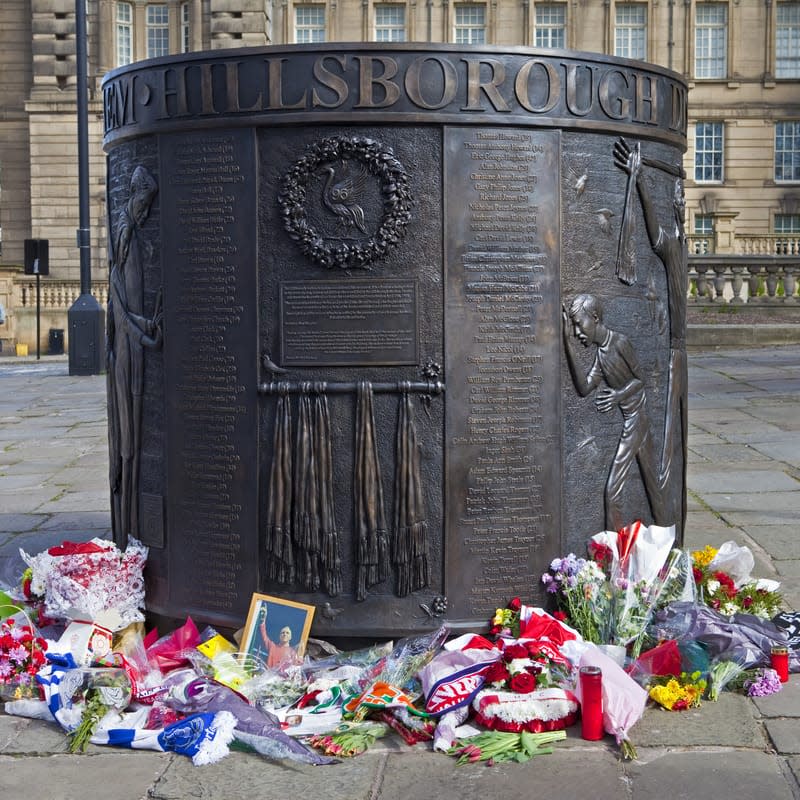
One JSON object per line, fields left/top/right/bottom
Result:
{"left": 562, "top": 294, "right": 667, "bottom": 531}
{"left": 107, "top": 166, "right": 163, "bottom": 550}
{"left": 613, "top": 137, "right": 688, "bottom": 534}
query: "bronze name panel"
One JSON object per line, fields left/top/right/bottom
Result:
{"left": 444, "top": 127, "right": 562, "bottom": 621}
{"left": 159, "top": 128, "right": 260, "bottom": 624}
{"left": 279, "top": 279, "right": 419, "bottom": 366}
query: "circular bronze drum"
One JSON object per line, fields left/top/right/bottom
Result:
{"left": 102, "top": 45, "right": 687, "bottom": 637}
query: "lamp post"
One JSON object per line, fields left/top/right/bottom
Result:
{"left": 67, "top": 0, "right": 105, "bottom": 375}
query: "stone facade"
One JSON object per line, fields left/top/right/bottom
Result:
{"left": 0, "top": 0, "right": 798, "bottom": 350}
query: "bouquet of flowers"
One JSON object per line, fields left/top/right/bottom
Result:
{"left": 21, "top": 538, "right": 148, "bottom": 626}
{"left": 0, "top": 613, "right": 48, "bottom": 700}
{"left": 541, "top": 553, "right": 609, "bottom": 644}
{"left": 743, "top": 668, "right": 783, "bottom": 698}
{"left": 692, "top": 544, "right": 783, "bottom": 619}
{"left": 648, "top": 671, "right": 707, "bottom": 711}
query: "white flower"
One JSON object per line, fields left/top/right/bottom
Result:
{"left": 706, "top": 579, "right": 721, "bottom": 595}
{"left": 506, "top": 658, "right": 531, "bottom": 676}
{"left": 721, "top": 602, "right": 738, "bottom": 616}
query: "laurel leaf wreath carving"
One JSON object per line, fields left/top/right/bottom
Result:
{"left": 278, "top": 136, "right": 413, "bottom": 270}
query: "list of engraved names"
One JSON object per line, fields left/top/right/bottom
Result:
{"left": 162, "top": 132, "right": 255, "bottom": 614}
{"left": 445, "top": 128, "right": 560, "bottom": 616}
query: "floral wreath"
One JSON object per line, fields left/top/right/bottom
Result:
{"left": 278, "top": 135, "right": 413, "bottom": 271}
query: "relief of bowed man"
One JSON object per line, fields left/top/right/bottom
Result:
{"left": 562, "top": 294, "right": 668, "bottom": 532}
{"left": 107, "top": 166, "right": 163, "bottom": 550}
{"left": 613, "top": 136, "right": 688, "bottom": 535}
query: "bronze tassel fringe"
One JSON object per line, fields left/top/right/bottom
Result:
{"left": 293, "top": 388, "right": 320, "bottom": 593}
{"left": 354, "top": 381, "right": 388, "bottom": 601}
{"left": 315, "top": 388, "right": 342, "bottom": 596}
{"left": 264, "top": 384, "right": 294, "bottom": 584}
{"left": 392, "top": 390, "right": 429, "bottom": 596}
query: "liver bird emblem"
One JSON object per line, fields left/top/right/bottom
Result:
{"left": 321, "top": 163, "right": 369, "bottom": 234}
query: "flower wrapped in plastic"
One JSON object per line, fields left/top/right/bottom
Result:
{"left": 21, "top": 538, "right": 147, "bottom": 627}
{"left": 0, "top": 611, "right": 48, "bottom": 700}
{"left": 691, "top": 542, "right": 783, "bottom": 619}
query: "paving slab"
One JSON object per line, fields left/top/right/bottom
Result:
{"left": 150, "top": 750, "right": 382, "bottom": 800}
{"left": 0, "top": 752, "right": 170, "bottom": 800}
{"left": 766, "top": 720, "right": 800, "bottom": 755}
{"left": 751, "top": 679, "right": 800, "bottom": 718}
{"left": 633, "top": 692, "right": 765, "bottom": 749}
{"left": 377, "top": 748, "right": 626, "bottom": 800}
{"left": 626, "top": 750, "right": 793, "bottom": 800}
{"left": 687, "top": 468, "right": 800, "bottom": 494}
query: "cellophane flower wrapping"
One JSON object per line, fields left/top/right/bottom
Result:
{"left": 572, "top": 643, "right": 647, "bottom": 752}
{"left": 0, "top": 611, "right": 48, "bottom": 700}
{"left": 651, "top": 601, "right": 798, "bottom": 673}
{"left": 21, "top": 538, "right": 147, "bottom": 627}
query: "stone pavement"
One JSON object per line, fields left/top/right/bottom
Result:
{"left": 0, "top": 348, "right": 798, "bottom": 800}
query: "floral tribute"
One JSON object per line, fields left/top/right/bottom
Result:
{"left": 0, "top": 616, "right": 47, "bottom": 700}
{"left": 0, "top": 532, "right": 795, "bottom": 769}
{"left": 648, "top": 671, "right": 707, "bottom": 711}
{"left": 471, "top": 639, "right": 579, "bottom": 734}
{"left": 691, "top": 545, "right": 783, "bottom": 619}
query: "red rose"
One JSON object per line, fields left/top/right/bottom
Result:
{"left": 692, "top": 567, "right": 704, "bottom": 584}
{"left": 484, "top": 661, "right": 510, "bottom": 685}
{"left": 503, "top": 643, "right": 529, "bottom": 661}
{"left": 742, "top": 596, "right": 753, "bottom": 608}
{"left": 507, "top": 597, "right": 522, "bottom": 612}
{"left": 509, "top": 672, "right": 537, "bottom": 694}
{"left": 552, "top": 610, "right": 568, "bottom": 622}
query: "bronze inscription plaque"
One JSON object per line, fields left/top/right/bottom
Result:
{"left": 159, "top": 129, "right": 259, "bottom": 622}
{"left": 279, "top": 279, "right": 419, "bottom": 367}
{"left": 445, "top": 127, "right": 561, "bottom": 619}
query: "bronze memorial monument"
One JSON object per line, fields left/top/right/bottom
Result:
{"left": 101, "top": 44, "right": 688, "bottom": 637}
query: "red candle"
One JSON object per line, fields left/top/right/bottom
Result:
{"left": 771, "top": 646, "right": 789, "bottom": 683}
{"left": 580, "top": 666, "right": 604, "bottom": 740}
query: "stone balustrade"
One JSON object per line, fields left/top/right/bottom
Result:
{"left": 688, "top": 255, "right": 800, "bottom": 305}
{"left": 14, "top": 276, "right": 108, "bottom": 310}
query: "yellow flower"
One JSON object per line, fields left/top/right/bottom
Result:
{"left": 692, "top": 545, "right": 717, "bottom": 568}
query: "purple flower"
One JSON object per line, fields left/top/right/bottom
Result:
{"left": 746, "top": 668, "right": 783, "bottom": 697}
{"left": 0, "top": 660, "right": 13, "bottom": 679}
{"left": 8, "top": 644, "right": 29, "bottom": 665}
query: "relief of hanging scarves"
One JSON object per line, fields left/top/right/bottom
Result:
{"left": 293, "top": 387, "right": 321, "bottom": 593}
{"left": 615, "top": 140, "right": 640, "bottom": 286}
{"left": 392, "top": 388, "right": 429, "bottom": 597}
{"left": 314, "top": 387, "right": 342, "bottom": 596}
{"left": 264, "top": 384, "right": 294, "bottom": 584}
{"left": 353, "top": 381, "right": 389, "bottom": 601}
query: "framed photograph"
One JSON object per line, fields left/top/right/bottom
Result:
{"left": 241, "top": 593, "right": 315, "bottom": 670}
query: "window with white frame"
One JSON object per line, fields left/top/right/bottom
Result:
{"left": 535, "top": 4, "right": 566, "bottom": 49}
{"left": 775, "top": 121, "right": 800, "bottom": 182}
{"left": 454, "top": 4, "right": 486, "bottom": 44}
{"left": 693, "top": 214, "right": 714, "bottom": 254}
{"left": 775, "top": 214, "right": 800, "bottom": 233}
{"left": 295, "top": 5, "right": 326, "bottom": 42}
{"left": 695, "top": 3, "right": 728, "bottom": 79}
{"left": 116, "top": 2, "right": 133, "bottom": 67}
{"left": 615, "top": 4, "right": 647, "bottom": 60}
{"left": 181, "top": 2, "right": 190, "bottom": 53}
{"left": 146, "top": 5, "right": 170, "bottom": 59}
{"left": 695, "top": 122, "right": 724, "bottom": 182}
{"left": 375, "top": 5, "right": 406, "bottom": 41}
{"left": 776, "top": 3, "right": 800, "bottom": 78}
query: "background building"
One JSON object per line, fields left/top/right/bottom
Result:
{"left": 0, "top": 0, "right": 798, "bottom": 351}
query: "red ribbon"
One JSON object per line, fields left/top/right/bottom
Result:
{"left": 616, "top": 520, "right": 642, "bottom": 572}
{"left": 47, "top": 541, "right": 108, "bottom": 556}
